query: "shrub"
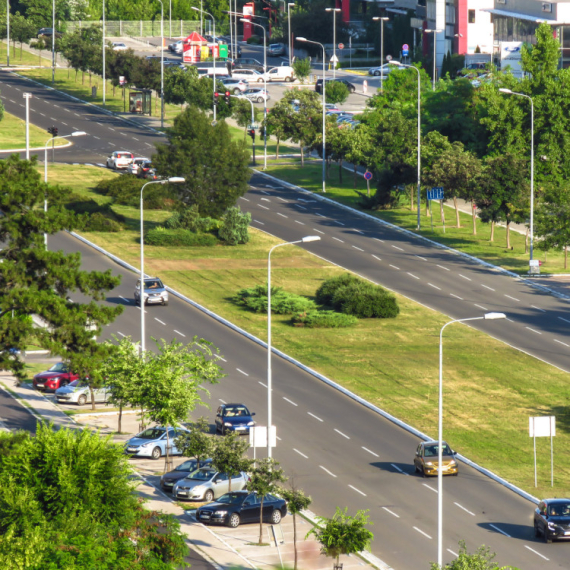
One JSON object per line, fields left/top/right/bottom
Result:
{"left": 292, "top": 310, "right": 358, "bottom": 328}
{"left": 332, "top": 283, "right": 399, "bottom": 318}
{"left": 145, "top": 227, "right": 218, "bottom": 246}
{"left": 96, "top": 175, "right": 175, "bottom": 209}
{"left": 234, "top": 284, "right": 316, "bottom": 314}
{"left": 83, "top": 212, "right": 122, "bottom": 232}
{"left": 247, "top": 35, "right": 261, "bottom": 45}
{"left": 316, "top": 273, "right": 362, "bottom": 306}
{"left": 166, "top": 206, "right": 222, "bottom": 233}
{"left": 218, "top": 206, "right": 251, "bottom": 245}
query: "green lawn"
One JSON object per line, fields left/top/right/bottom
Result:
{"left": 0, "top": 40, "right": 53, "bottom": 67}
{"left": 0, "top": 111, "right": 68, "bottom": 151}
{"left": 39, "top": 160, "right": 567, "bottom": 497}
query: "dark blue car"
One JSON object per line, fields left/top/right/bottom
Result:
{"left": 215, "top": 403, "right": 255, "bottom": 435}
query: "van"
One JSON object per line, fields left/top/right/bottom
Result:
{"left": 266, "top": 66, "right": 295, "bottom": 82}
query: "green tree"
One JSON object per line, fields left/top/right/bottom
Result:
{"left": 0, "top": 155, "right": 122, "bottom": 381}
{"left": 29, "top": 37, "right": 47, "bottom": 67}
{"left": 233, "top": 98, "right": 263, "bottom": 134}
{"left": 325, "top": 81, "right": 350, "bottom": 105}
{"left": 211, "top": 431, "right": 252, "bottom": 492}
{"left": 218, "top": 206, "right": 251, "bottom": 245}
{"left": 152, "top": 106, "right": 251, "bottom": 218}
{"left": 535, "top": 185, "right": 570, "bottom": 269}
{"left": 265, "top": 101, "right": 293, "bottom": 159}
{"left": 430, "top": 540, "right": 520, "bottom": 570}
{"left": 246, "top": 458, "right": 287, "bottom": 545}
{"left": 292, "top": 57, "right": 311, "bottom": 83}
{"left": 174, "top": 416, "right": 213, "bottom": 467}
{"left": 344, "top": 126, "right": 374, "bottom": 188}
{"left": 142, "top": 337, "right": 224, "bottom": 472}
{"left": 10, "top": 12, "right": 36, "bottom": 61}
{"left": 280, "top": 485, "right": 312, "bottom": 570}
{"left": 306, "top": 507, "right": 374, "bottom": 570}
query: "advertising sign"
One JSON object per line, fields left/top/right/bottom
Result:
{"left": 500, "top": 42, "right": 524, "bottom": 78}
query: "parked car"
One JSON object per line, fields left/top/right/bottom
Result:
{"left": 134, "top": 277, "right": 168, "bottom": 306}
{"left": 368, "top": 63, "right": 394, "bottom": 77}
{"left": 534, "top": 499, "right": 570, "bottom": 543}
{"left": 168, "top": 40, "right": 184, "bottom": 54}
{"left": 196, "top": 491, "right": 287, "bottom": 528}
{"left": 111, "top": 42, "right": 128, "bottom": 51}
{"left": 456, "top": 62, "right": 488, "bottom": 77}
{"left": 215, "top": 403, "right": 255, "bottom": 435}
{"left": 124, "top": 426, "right": 190, "bottom": 460}
{"left": 160, "top": 458, "right": 213, "bottom": 491}
{"left": 413, "top": 440, "right": 458, "bottom": 477}
{"left": 38, "top": 28, "right": 62, "bottom": 38}
{"left": 231, "top": 68, "right": 265, "bottom": 83}
{"left": 33, "top": 362, "right": 78, "bottom": 392}
{"left": 267, "top": 43, "right": 286, "bottom": 56}
{"left": 106, "top": 151, "right": 134, "bottom": 170}
{"left": 136, "top": 160, "right": 155, "bottom": 179}
{"left": 143, "top": 167, "right": 158, "bottom": 180}
{"left": 220, "top": 77, "right": 249, "bottom": 94}
{"left": 266, "top": 66, "right": 295, "bottom": 82}
{"left": 234, "top": 58, "right": 265, "bottom": 73}
{"left": 55, "top": 380, "right": 111, "bottom": 406}
{"left": 173, "top": 468, "right": 249, "bottom": 502}
{"left": 240, "top": 88, "right": 270, "bottom": 103}
{"left": 126, "top": 157, "right": 151, "bottom": 176}
{"left": 315, "top": 78, "right": 356, "bottom": 94}
{"left": 228, "top": 45, "right": 242, "bottom": 58}
{"left": 164, "top": 61, "right": 185, "bottom": 70}
{"left": 145, "top": 55, "right": 179, "bottom": 64}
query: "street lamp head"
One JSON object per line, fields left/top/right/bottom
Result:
{"left": 296, "top": 37, "right": 307, "bottom": 42}
{"left": 425, "top": 29, "right": 443, "bottom": 33}
{"left": 499, "top": 88, "right": 513, "bottom": 94}
{"left": 484, "top": 312, "right": 507, "bottom": 320}
{"left": 167, "top": 177, "right": 186, "bottom": 183}
{"left": 325, "top": 7, "right": 342, "bottom": 11}
{"left": 373, "top": 16, "right": 389, "bottom": 21}
{"left": 301, "top": 235, "right": 321, "bottom": 243}
{"left": 389, "top": 61, "right": 403, "bottom": 66}
{"left": 288, "top": 2, "right": 295, "bottom": 6}
{"left": 191, "top": 6, "right": 199, "bottom": 11}
{"left": 71, "top": 131, "right": 87, "bottom": 137}
{"left": 239, "top": 18, "right": 248, "bottom": 23}
{"left": 454, "top": 33, "right": 463, "bottom": 38}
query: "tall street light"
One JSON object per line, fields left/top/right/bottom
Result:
{"left": 297, "top": 37, "right": 326, "bottom": 193}
{"left": 267, "top": 235, "right": 320, "bottom": 457}
{"left": 51, "top": 0, "right": 55, "bottom": 84}
{"left": 241, "top": 18, "right": 267, "bottom": 168}
{"left": 43, "top": 131, "right": 87, "bottom": 248}
{"left": 157, "top": 0, "right": 165, "bottom": 127}
{"left": 373, "top": 16, "right": 389, "bottom": 92}
{"left": 287, "top": 3, "right": 295, "bottom": 66}
{"left": 437, "top": 312, "right": 506, "bottom": 568}
{"left": 102, "top": 0, "right": 106, "bottom": 107}
{"left": 325, "top": 7, "right": 341, "bottom": 78}
{"left": 425, "top": 28, "right": 442, "bottom": 91}
{"left": 140, "top": 177, "right": 185, "bottom": 355}
{"left": 390, "top": 61, "right": 421, "bottom": 229}
{"left": 23, "top": 92, "right": 32, "bottom": 159}
{"left": 196, "top": 7, "right": 218, "bottom": 122}
{"left": 6, "top": 0, "right": 10, "bottom": 67}
{"left": 499, "top": 88, "right": 535, "bottom": 262}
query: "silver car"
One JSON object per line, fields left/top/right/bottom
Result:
{"left": 173, "top": 468, "right": 249, "bottom": 502}
{"left": 134, "top": 277, "right": 168, "bottom": 306}
{"left": 125, "top": 426, "right": 190, "bottom": 460}
{"left": 55, "top": 380, "right": 111, "bottom": 406}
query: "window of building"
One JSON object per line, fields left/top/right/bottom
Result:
{"left": 542, "top": 3, "right": 553, "bottom": 13}
{"left": 468, "top": 10, "right": 475, "bottom": 24}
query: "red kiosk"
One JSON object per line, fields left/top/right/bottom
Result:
{"left": 182, "top": 31, "right": 208, "bottom": 63}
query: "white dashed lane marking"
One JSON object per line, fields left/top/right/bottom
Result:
{"left": 382, "top": 507, "right": 399, "bottom": 518}
{"left": 489, "top": 524, "right": 511, "bottom": 538}
{"left": 505, "top": 294, "right": 520, "bottom": 302}
{"left": 454, "top": 502, "right": 475, "bottom": 516}
{"left": 352, "top": 246, "right": 364, "bottom": 252}
{"left": 283, "top": 397, "right": 298, "bottom": 406}
{"left": 349, "top": 485, "right": 366, "bottom": 496}
{"left": 450, "top": 293, "right": 463, "bottom": 300}
{"left": 334, "top": 429, "right": 350, "bottom": 439}
{"left": 428, "top": 283, "right": 441, "bottom": 290}
{"left": 236, "top": 369, "right": 249, "bottom": 376}
{"left": 174, "top": 330, "right": 186, "bottom": 337}
{"left": 481, "top": 284, "right": 495, "bottom": 291}
{"left": 414, "top": 527, "right": 432, "bottom": 539}
{"left": 154, "top": 318, "right": 166, "bottom": 325}
{"left": 362, "top": 447, "right": 379, "bottom": 457}
{"left": 308, "top": 412, "right": 323, "bottom": 422}
{"left": 524, "top": 546, "right": 549, "bottom": 561}
{"left": 319, "top": 466, "right": 337, "bottom": 478}
{"left": 459, "top": 274, "right": 471, "bottom": 281}
{"left": 294, "top": 449, "right": 308, "bottom": 459}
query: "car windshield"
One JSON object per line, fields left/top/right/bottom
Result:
{"left": 187, "top": 469, "right": 215, "bottom": 481}
{"left": 175, "top": 460, "right": 197, "bottom": 471}
{"left": 548, "top": 502, "right": 570, "bottom": 516}
{"left": 217, "top": 492, "right": 247, "bottom": 505}
{"left": 144, "top": 279, "right": 163, "bottom": 289}
{"left": 48, "top": 362, "right": 68, "bottom": 373}
{"left": 68, "top": 379, "right": 89, "bottom": 388}
{"left": 224, "top": 406, "right": 249, "bottom": 417}
{"left": 424, "top": 444, "right": 453, "bottom": 457}
{"left": 137, "top": 428, "right": 165, "bottom": 440}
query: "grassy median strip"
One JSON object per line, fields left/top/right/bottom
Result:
{"left": 0, "top": 111, "right": 69, "bottom": 151}
{"left": 0, "top": 41, "right": 53, "bottom": 67}
{"left": 39, "top": 164, "right": 567, "bottom": 497}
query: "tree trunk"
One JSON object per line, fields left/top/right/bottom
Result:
{"left": 300, "top": 144, "right": 304, "bottom": 166}
{"left": 565, "top": 246, "right": 568, "bottom": 270}
{"left": 410, "top": 185, "right": 414, "bottom": 212}
{"left": 338, "top": 159, "right": 343, "bottom": 183}
{"left": 164, "top": 425, "right": 172, "bottom": 473}
{"left": 258, "top": 497, "right": 265, "bottom": 545}
{"left": 506, "top": 221, "right": 511, "bottom": 249}
{"left": 293, "top": 513, "right": 298, "bottom": 570}
{"left": 440, "top": 200, "right": 445, "bottom": 225}
{"left": 19, "top": 42, "right": 23, "bottom": 61}
{"left": 275, "top": 138, "right": 280, "bottom": 159}
{"left": 453, "top": 195, "right": 460, "bottom": 228}
{"left": 82, "top": 71, "right": 85, "bottom": 85}
{"left": 118, "top": 402, "right": 123, "bottom": 434}
{"left": 139, "top": 405, "right": 146, "bottom": 433}
{"left": 353, "top": 165, "right": 358, "bottom": 189}
{"left": 471, "top": 201, "right": 477, "bottom": 235}
{"left": 228, "top": 474, "right": 232, "bottom": 492}
{"left": 490, "top": 220, "right": 495, "bottom": 242}
{"left": 89, "top": 385, "right": 95, "bottom": 410}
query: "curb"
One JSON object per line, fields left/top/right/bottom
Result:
{"left": 0, "top": 140, "right": 72, "bottom": 154}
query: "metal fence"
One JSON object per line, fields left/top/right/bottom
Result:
{"left": 65, "top": 20, "right": 209, "bottom": 38}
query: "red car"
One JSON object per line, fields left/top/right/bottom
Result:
{"left": 33, "top": 363, "right": 78, "bottom": 392}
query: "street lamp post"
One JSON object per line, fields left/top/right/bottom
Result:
{"left": 297, "top": 37, "right": 326, "bottom": 193}
{"left": 373, "top": 16, "right": 389, "bottom": 92}
{"left": 425, "top": 29, "right": 442, "bottom": 91}
{"left": 23, "top": 92, "right": 32, "bottom": 159}
{"left": 6, "top": 0, "right": 10, "bottom": 67}
{"left": 325, "top": 7, "right": 341, "bottom": 78}
{"left": 241, "top": 19, "right": 267, "bottom": 168}
{"left": 196, "top": 7, "right": 218, "bottom": 122}
{"left": 43, "top": 131, "right": 87, "bottom": 248}
{"left": 140, "top": 177, "right": 185, "bottom": 356}
{"left": 287, "top": 3, "right": 295, "bottom": 66}
{"left": 499, "top": 88, "right": 535, "bottom": 262}
{"left": 102, "top": 0, "right": 106, "bottom": 107}
{"left": 390, "top": 61, "right": 421, "bottom": 229}
{"left": 267, "top": 235, "right": 320, "bottom": 457}
{"left": 437, "top": 312, "right": 506, "bottom": 568}
{"left": 51, "top": 0, "right": 55, "bottom": 84}
{"left": 157, "top": 0, "right": 165, "bottom": 127}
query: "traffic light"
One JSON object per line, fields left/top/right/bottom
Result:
{"left": 225, "top": 90, "right": 231, "bottom": 105}
{"left": 213, "top": 92, "right": 219, "bottom": 106}
{"left": 247, "top": 128, "right": 255, "bottom": 141}
{"left": 47, "top": 126, "right": 58, "bottom": 137}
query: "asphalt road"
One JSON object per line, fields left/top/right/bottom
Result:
{"left": 0, "top": 70, "right": 567, "bottom": 569}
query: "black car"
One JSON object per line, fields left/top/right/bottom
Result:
{"left": 534, "top": 498, "right": 570, "bottom": 543}
{"left": 215, "top": 403, "right": 255, "bottom": 435}
{"left": 136, "top": 160, "right": 154, "bottom": 179}
{"left": 196, "top": 491, "right": 287, "bottom": 528}
{"left": 315, "top": 78, "right": 356, "bottom": 94}
{"left": 160, "top": 458, "right": 213, "bottom": 491}
{"left": 38, "top": 28, "right": 62, "bottom": 38}
{"left": 234, "top": 58, "right": 265, "bottom": 73}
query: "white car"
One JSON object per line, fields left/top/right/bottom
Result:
{"left": 106, "top": 151, "right": 134, "bottom": 170}
{"left": 126, "top": 157, "right": 151, "bottom": 175}
{"left": 112, "top": 42, "right": 128, "bottom": 51}
{"left": 231, "top": 68, "right": 265, "bottom": 83}
{"left": 240, "top": 88, "right": 270, "bottom": 103}
{"left": 368, "top": 63, "right": 394, "bottom": 77}
{"left": 265, "top": 66, "right": 295, "bottom": 82}
{"left": 169, "top": 40, "right": 183, "bottom": 54}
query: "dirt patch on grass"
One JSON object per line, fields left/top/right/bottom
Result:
{"left": 151, "top": 257, "right": 324, "bottom": 271}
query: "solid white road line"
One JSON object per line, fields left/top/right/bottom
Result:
{"left": 308, "top": 412, "right": 323, "bottom": 422}
{"left": 319, "top": 465, "right": 337, "bottom": 478}
{"left": 173, "top": 330, "right": 186, "bottom": 337}
{"left": 454, "top": 502, "right": 475, "bottom": 516}
{"left": 413, "top": 527, "right": 432, "bottom": 539}
{"left": 334, "top": 428, "right": 350, "bottom": 439}
{"left": 362, "top": 447, "right": 379, "bottom": 457}
{"left": 236, "top": 368, "right": 249, "bottom": 376}
{"left": 352, "top": 246, "right": 364, "bottom": 252}
{"left": 459, "top": 274, "right": 471, "bottom": 281}
{"left": 489, "top": 524, "right": 511, "bottom": 538}
{"left": 505, "top": 294, "right": 520, "bottom": 302}
{"left": 349, "top": 485, "right": 366, "bottom": 496}
{"left": 524, "top": 546, "right": 549, "bottom": 561}
{"left": 481, "top": 284, "right": 495, "bottom": 291}
{"left": 450, "top": 293, "right": 463, "bottom": 300}
{"left": 154, "top": 318, "right": 166, "bottom": 325}
{"left": 382, "top": 507, "right": 399, "bottom": 518}
{"left": 294, "top": 448, "right": 308, "bottom": 459}
{"left": 407, "top": 272, "right": 420, "bottom": 279}
{"left": 283, "top": 397, "right": 298, "bottom": 406}
{"left": 526, "top": 327, "right": 542, "bottom": 335}
{"left": 428, "top": 283, "right": 441, "bottom": 290}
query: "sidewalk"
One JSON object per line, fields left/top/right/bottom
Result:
{"left": 0, "top": 371, "right": 390, "bottom": 570}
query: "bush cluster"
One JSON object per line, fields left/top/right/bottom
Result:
{"left": 292, "top": 310, "right": 358, "bottom": 328}
{"left": 145, "top": 227, "right": 218, "bottom": 247}
{"left": 234, "top": 284, "right": 316, "bottom": 314}
{"left": 96, "top": 175, "right": 175, "bottom": 209}
{"left": 64, "top": 194, "right": 125, "bottom": 232}
{"left": 165, "top": 206, "right": 221, "bottom": 233}
{"left": 83, "top": 212, "right": 122, "bottom": 232}
{"left": 218, "top": 206, "right": 251, "bottom": 245}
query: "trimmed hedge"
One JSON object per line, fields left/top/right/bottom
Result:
{"left": 315, "top": 273, "right": 362, "bottom": 306}
{"left": 234, "top": 284, "right": 316, "bottom": 314}
{"left": 144, "top": 227, "right": 218, "bottom": 247}
{"left": 96, "top": 175, "right": 175, "bottom": 209}
{"left": 292, "top": 310, "right": 358, "bottom": 328}
{"left": 83, "top": 212, "right": 122, "bottom": 232}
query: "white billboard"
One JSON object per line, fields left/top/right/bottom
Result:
{"left": 500, "top": 41, "right": 524, "bottom": 78}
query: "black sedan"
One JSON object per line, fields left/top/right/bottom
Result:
{"left": 160, "top": 458, "right": 213, "bottom": 492}
{"left": 315, "top": 78, "right": 356, "bottom": 94}
{"left": 534, "top": 498, "right": 570, "bottom": 542}
{"left": 215, "top": 403, "right": 255, "bottom": 435}
{"left": 196, "top": 491, "right": 287, "bottom": 528}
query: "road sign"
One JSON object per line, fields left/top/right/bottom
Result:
{"left": 427, "top": 187, "right": 444, "bottom": 201}
{"left": 402, "top": 44, "right": 409, "bottom": 50}
{"left": 119, "top": 75, "right": 126, "bottom": 86}
{"left": 248, "top": 124, "right": 259, "bottom": 130}
{"left": 338, "top": 43, "right": 344, "bottom": 50}
{"left": 402, "top": 43, "right": 409, "bottom": 57}
{"left": 330, "top": 54, "right": 339, "bottom": 62}
{"left": 386, "top": 55, "right": 392, "bottom": 61}
{"left": 363, "top": 170, "right": 372, "bottom": 181}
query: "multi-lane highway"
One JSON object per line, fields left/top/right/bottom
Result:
{"left": 1, "top": 69, "right": 568, "bottom": 569}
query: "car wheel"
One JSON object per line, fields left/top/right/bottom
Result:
{"left": 257, "top": 97, "right": 264, "bottom": 103}
{"left": 151, "top": 446, "right": 162, "bottom": 460}
{"left": 77, "top": 394, "right": 87, "bottom": 406}
{"left": 162, "top": 301, "right": 168, "bottom": 306}
{"left": 421, "top": 466, "right": 426, "bottom": 478}
{"left": 534, "top": 522, "right": 541, "bottom": 538}
{"left": 374, "top": 71, "right": 380, "bottom": 76}
{"left": 285, "top": 76, "right": 293, "bottom": 82}
{"left": 258, "top": 78, "right": 264, "bottom": 83}
{"left": 270, "top": 509, "right": 282, "bottom": 524}
{"left": 545, "top": 530, "right": 553, "bottom": 544}
{"left": 233, "top": 88, "right": 240, "bottom": 94}
{"left": 205, "top": 489, "right": 214, "bottom": 502}
{"left": 228, "top": 513, "right": 240, "bottom": 528}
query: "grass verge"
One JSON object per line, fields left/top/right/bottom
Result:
{"left": 0, "top": 111, "right": 68, "bottom": 151}
{"left": 0, "top": 40, "right": 52, "bottom": 67}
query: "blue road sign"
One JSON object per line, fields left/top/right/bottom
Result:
{"left": 402, "top": 43, "right": 409, "bottom": 57}
{"left": 427, "top": 187, "right": 444, "bottom": 201}
{"left": 363, "top": 170, "right": 373, "bottom": 181}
